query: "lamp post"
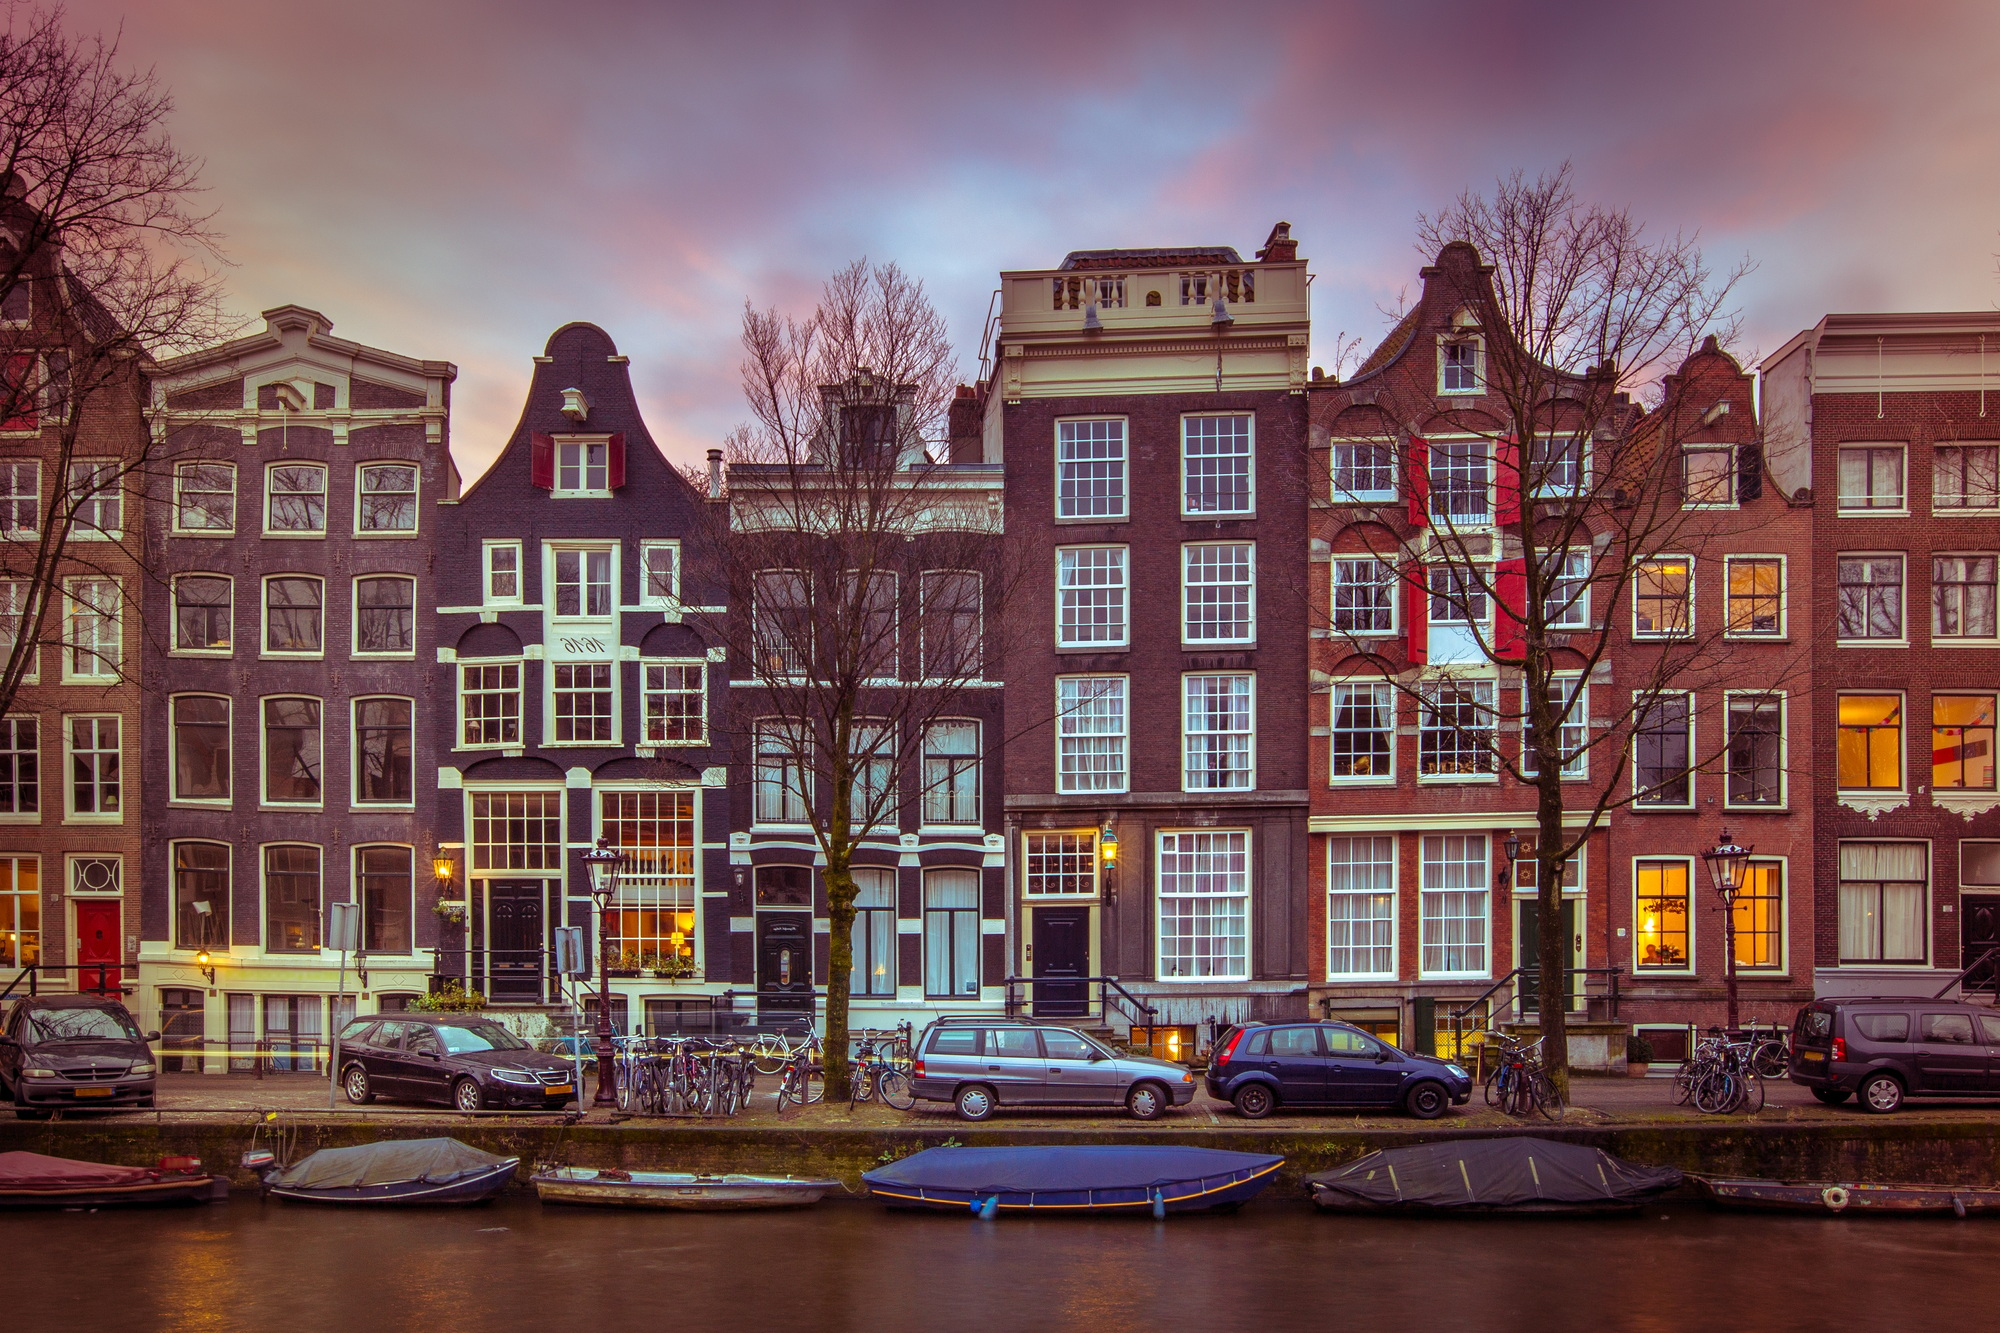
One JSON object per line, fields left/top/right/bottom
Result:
{"left": 1701, "top": 828, "right": 1753, "bottom": 1032}
{"left": 579, "top": 838, "right": 625, "bottom": 1108}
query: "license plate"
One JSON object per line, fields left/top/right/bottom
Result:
{"left": 545, "top": 1085, "right": 573, "bottom": 1096}
{"left": 1801, "top": 1051, "right": 1825, "bottom": 1062}
{"left": 72, "top": 1087, "right": 114, "bottom": 1098}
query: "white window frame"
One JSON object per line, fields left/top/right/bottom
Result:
{"left": 752, "top": 719, "right": 811, "bottom": 826}
{"left": 1054, "top": 417, "right": 1128, "bottom": 521}
{"left": 261, "top": 841, "right": 325, "bottom": 956}
{"left": 1330, "top": 556, "right": 1396, "bottom": 636}
{"left": 1326, "top": 835, "right": 1398, "bottom": 981}
{"left": 0, "top": 714, "right": 38, "bottom": 821}
{"left": 1836, "top": 840, "right": 1930, "bottom": 967}
{"left": 1836, "top": 691, "right": 1906, "bottom": 794}
{"left": 1418, "top": 833, "right": 1489, "bottom": 979}
{"left": 1021, "top": 829, "right": 1099, "bottom": 899}
{"left": 1437, "top": 335, "right": 1483, "bottom": 395}
{"left": 1056, "top": 545, "right": 1128, "bottom": 649}
{"left": 1932, "top": 552, "right": 1998, "bottom": 643}
{"left": 1932, "top": 443, "right": 2000, "bottom": 515}
{"left": 1182, "top": 671, "right": 1255, "bottom": 792}
{"left": 1632, "top": 555, "right": 1694, "bottom": 639}
{"left": 920, "top": 718, "right": 981, "bottom": 828}
{"left": 457, "top": 660, "right": 523, "bottom": 750}
{"left": 1329, "top": 679, "right": 1395, "bottom": 784}
{"left": 351, "top": 695, "right": 416, "bottom": 809}
{"left": 168, "top": 692, "right": 232, "bottom": 808}
{"left": 60, "top": 576, "right": 120, "bottom": 682}
{"left": 1056, "top": 674, "right": 1128, "bottom": 794}
{"left": 1418, "top": 676, "right": 1497, "bottom": 781}
{"left": 638, "top": 540, "right": 681, "bottom": 609}
{"left": 1182, "top": 541, "right": 1255, "bottom": 646}
{"left": 549, "top": 544, "right": 616, "bottom": 622}
{"left": 1835, "top": 552, "right": 1906, "bottom": 645}
{"left": 1521, "top": 675, "right": 1588, "bottom": 781}
{"left": 65, "top": 458, "right": 121, "bottom": 539}
{"left": 1681, "top": 444, "right": 1737, "bottom": 509}
{"left": 1330, "top": 439, "right": 1396, "bottom": 502}
{"left": 172, "top": 460, "right": 237, "bottom": 535}
{"left": 1155, "top": 828, "right": 1251, "bottom": 982}
{"left": 1724, "top": 554, "right": 1787, "bottom": 639}
{"left": 1180, "top": 412, "right": 1255, "bottom": 518}
{"left": 1633, "top": 690, "right": 1695, "bottom": 809}
{"left": 260, "top": 574, "right": 325, "bottom": 660}
{"left": 1931, "top": 690, "right": 1997, "bottom": 794}
{"left": 260, "top": 695, "right": 325, "bottom": 810}
{"left": 351, "top": 574, "right": 417, "bottom": 658}
{"left": 1427, "top": 437, "right": 1491, "bottom": 527}
{"left": 1541, "top": 547, "right": 1591, "bottom": 629}
{"left": 1837, "top": 443, "right": 1907, "bottom": 514}
{"left": 63, "top": 713, "right": 122, "bottom": 823}
{"left": 483, "top": 540, "right": 524, "bottom": 608}
{"left": 640, "top": 659, "right": 707, "bottom": 747}
{"left": 920, "top": 569, "right": 983, "bottom": 680}
{"left": 0, "top": 580, "right": 32, "bottom": 685}
{"left": 355, "top": 842, "right": 419, "bottom": 957}
{"left": 1724, "top": 691, "right": 1787, "bottom": 811}
{"left": 554, "top": 438, "right": 612, "bottom": 498}
{"left": 1529, "top": 434, "right": 1586, "bottom": 498}
{"left": 1633, "top": 856, "right": 1696, "bottom": 975}
{"left": 262, "top": 461, "right": 328, "bottom": 537}
{"left": 353, "top": 460, "right": 421, "bottom": 536}
{"left": 171, "top": 574, "right": 234, "bottom": 657}
{"left": 0, "top": 458, "right": 38, "bottom": 536}
{"left": 546, "top": 660, "right": 617, "bottom": 747}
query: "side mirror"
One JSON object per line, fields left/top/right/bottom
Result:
{"left": 145, "top": 1031, "right": 162, "bottom": 1043}
{"left": 1087, "top": 1049, "right": 1106, "bottom": 1062}
{"left": 424, "top": 1049, "right": 442, "bottom": 1060}
{"left": 1374, "top": 1047, "right": 1393, "bottom": 1062}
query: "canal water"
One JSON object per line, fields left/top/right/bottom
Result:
{"left": 7, "top": 1197, "right": 2000, "bottom": 1331}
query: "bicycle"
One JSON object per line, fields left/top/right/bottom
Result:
{"left": 773, "top": 1033, "right": 826, "bottom": 1112}
{"left": 1679, "top": 1028, "right": 1764, "bottom": 1114}
{"left": 747, "top": 1026, "right": 816, "bottom": 1077}
{"left": 1479, "top": 1031, "right": 1564, "bottom": 1121}
{"left": 1738, "top": 1018, "right": 1789, "bottom": 1080}
{"left": 848, "top": 1027, "right": 916, "bottom": 1110}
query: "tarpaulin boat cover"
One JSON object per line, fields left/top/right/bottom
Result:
{"left": 865, "top": 1145, "right": 1281, "bottom": 1195}
{"left": 1310, "top": 1138, "right": 1682, "bottom": 1208}
{"left": 271, "top": 1138, "right": 512, "bottom": 1191}
{"left": 0, "top": 1151, "right": 156, "bottom": 1190}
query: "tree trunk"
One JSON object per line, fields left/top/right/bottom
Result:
{"left": 822, "top": 858, "right": 855, "bottom": 1101}
{"left": 1534, "top": 773, "right": 1572, "bottom": 1095}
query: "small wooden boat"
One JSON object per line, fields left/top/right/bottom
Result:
{"left": 1695, "top": 1176, "right": 2000, "bottom": 1216}
{"left": 0, "top": 1151, "right": 227, "bottom": 1208}
{"left": 863, "top": 1145, "right": 1283, "bottom": 1216}
{"left": 251, "top": 1138, "right": 518, "bottom": 1206}
{"left": 532, "top": 1167, "right": 842, "bottom": 1210}
{"left": 1309, "top": 1138, "right": 1683, "bottom": 1216}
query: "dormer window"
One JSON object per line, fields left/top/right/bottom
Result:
{"left": 1440, "top": 338, "right": 1481, "bottom": 394}
{"left": 559, "top": 441, "right": 607, "bottom": 494}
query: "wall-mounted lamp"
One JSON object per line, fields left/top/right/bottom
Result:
{"left": 433, "top": 851, "right": 455, "bottom": 886}
{"left": 192, "top": 899, "right": 216, "bottom": 983}
{"left": 1099, "top": 822, "right": 1119, "bottom": 867}
{"left": 194, "top": 948, "right": 215, "bottom": 986}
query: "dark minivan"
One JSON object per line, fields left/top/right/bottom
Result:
{"left": 335, "top": 1014, "right": 580, "bottom": 1112}
{"left": 0, "top": 994, "right": 159, "bottom": 1117}
{"left": 1790, "top": 996, "right": 2000, "bottom": 1113}
{"left": 1205, "top": 1021, "right": 1473, "bottom": 1119}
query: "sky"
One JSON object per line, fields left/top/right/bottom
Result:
{"left": 55, "top": 0, "right": 2000, "bottom": 482}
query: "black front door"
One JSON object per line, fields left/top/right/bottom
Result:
{"left": 757, "top": 912, "right": 814, "bottom": 1014}
{"left": 1964, "top": 896, "right": 2000, "bottom": 993}
{"left": 489, "top": 881, "right": 545, "bottom": 1002}
{"left": 1031, "top": 907, "right": 1090, "bottom": 1018}
{"left": 1518, "top": 898, "right": 1580, "bottom": 1013}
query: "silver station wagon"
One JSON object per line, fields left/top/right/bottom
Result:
{"left": 911, "top": 1018, "right": 1197, "bottom": 1121}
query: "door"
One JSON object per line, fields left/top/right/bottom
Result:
{"left": 1031, "top": 907, "right": 1090, "bottom": 1018}
{"left": 363, "top": 1019, "right": 411, "bottom": 1093}
{"left": 1915, "top": 1011, "right": 1984, "bottom": 1091}
{"left": 160, "top": 989, "right": 205, "bottom": 1073}
{"left": 403, "top": 1024, "right": 453, "bottom": 1103}
{"left": 1963, "top": 896, "right": 2000, "bottom": 993}
{"left": 1255, "top": 1025, "right": 1329, "bottom": 1105}
{"left": 1040, "top": 1028, "right": 1119, "bottom": 1104}
{"left": 1978, "top": 1014, "right": 2000, "bottom": 1090}
{"left": 756, "top": 912, "right": 814, "bottom": 1014}
{"left": 1517, "top": 898, "right": 1581, "bottom": 1013}
{"left": 488, "top": 881, "right": 545, "bottom": 1002}
{"left": 74, "top": 900, "right": 120, "bottom": 993}
{"left": 1324, "top": 1025, "right": 1408, "bottom": 1106}
{"left": 980, "top": 1026, "right": 1046, "bottom": 1103}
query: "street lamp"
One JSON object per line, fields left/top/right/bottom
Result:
{"left": 578, "top": 838, "right": 626, "bottom": 1108}
{"left": 1701, "top": 828, "right": 1754, "bottom": 1032}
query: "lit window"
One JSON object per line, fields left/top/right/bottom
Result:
{"left": 1182, "top": 414, "right": 1253, "bottom": 515}
{"left": 1633, "top": 557, "right": 1691, "bottom": 637}
{"left": 1183, "top": 673, "right": 1253, "bottom": 791}
{"left": 1837, "top": 694, "right": 1903, "bottom": 791}
{"left": 1837, "top": 444, "right": 1904, "bottom": 511}
{"left": 356, "top": 463, "right": 419, "bottom": 532}
{"left": 174, "top": 462, "right": 236, "bottom": 532}
{"left": 265, "top": 463, "right": 326, "bottom": 534}
{"left": 849, "top": 869, "right": 895, "bottom": 997}
{"left": 1057, "top": 546, "right": 1128, "bottom": 647}
{"left": 642, "top": 663, "right": 705, "bottom": 744}
{"left": 1419, "top": 679, "right": 1495, "bottom": 777}
{"left": 1733, "top": 862, "right": 1784, "bottom": 970}
{"left": 1419, "top": 834, "right": 1487, "bottom": 976}
{"left": 1933, "top": 555, "right": 1996, "bottom": 639}
{"left": 1327, "top": 836, "right": 1396, "bottom": 979}
{"left": 174, "top": 576, "right": 232, "bottom": 653}
{"left": 1157, "top": 830, "right": 1249, "bottom": 981}
{"left": 1330, "top": 558, "right": 1395, "bottom": 635}
{"left": 1183, "top": 543, "right": 1254, "bottom": 643}
{"left": 599, "top": 790, "right": 697, "bottom": 972}
{"left": 1330, "top": 681, "right": 1393, "bottom": 780}
{"left": 1836, "top": 555, "right": 1903, "bottom": 640}
{"left": 459, "top": 663, "right": 521, "bottom": 746}
{"left": 1055, "top": 419, "right": 1127, "bottom": 519}
{"left": 1634, "top": 860, "right": 1690, "bottom": 970}
{"left": 1726, "top": 558, "right": 1783, "bottom": 636}
{"left": 551, "top": 664, "right": 612, "bottom": 743}
{"left": 1056, "top": 675, "right": 1127, "bottom": 793}
{"left": 1933, "top": 694, "right": 1996, "bottom": 791}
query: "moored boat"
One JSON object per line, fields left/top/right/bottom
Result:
{"left": 1695, "top": 1176, "right": 2000, "bottom": 1216}
{"left": 251, "top": 1137, "right": 518, "bottom": 1206}
{"left": 862, "top": 1145, "right": 1283, "bottom": 1216}
{"left": 532, "top": 1167, "right": 842, "bottom": 1210}
{"left": 0, "top": 1151, "right": 227, "bottom": 1208}
{"left": 1308, "top": 1138, "right": 1683, "bottom": 1216}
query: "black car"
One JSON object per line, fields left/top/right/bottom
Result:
{"left": 1790, "top": 996, "right": 2000, "bottom": 1113}
{"left": 0, "top": 994, "right": 160, "bottom": 1117}
{"left": 335, "top": 1014, "right": 580, "bottom": 1112}
{"left": 1204, "top": 1021, "right": 1473, "bottom": 1119}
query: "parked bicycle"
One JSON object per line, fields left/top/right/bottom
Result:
{"left": 1737, "top": 1018, "right": 1790, "bottom": 1080}
{"left": 1674, "top": 1028, "right": 1764, "bottom": 1115}
{"left": 848, "top": 1024, "right": 915, "bottom": 1110}
{"left": 1479, "top": 1031, "right": 1565, "bottom": 1121}
{"left": 774, "top": 1032, "right": 826, "bottom": 1113}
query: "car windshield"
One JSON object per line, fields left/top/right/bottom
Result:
{"left": 26, "top": 1006, "right": 142, "bottom": 1042}
{"left": 434, "top": 1023, "right": 530, "bottom": 1054}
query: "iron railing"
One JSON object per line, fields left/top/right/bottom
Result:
{"left": 0, "top": 962, "right": 131, "bottom": 1005}
{"left": 1444, "top": 965, "right": 1625, "bottom": 1060}
{"left": 1000, "top": 975, "right": 1159, "bottom": 1029}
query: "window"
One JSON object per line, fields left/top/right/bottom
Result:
{"left": 174, "top": 462, "right": 235, "bottom": 533}
{"left": 262, "top": 698, "right": 321, "bottom": 805}
{"left": 1530, "top": 435, "right": 1584, "bottom": 497}
{"left": 1057, "top": 546, "right": 1128, "bottom": 646}
{"left": 552, "top": 663, "right": 612, "bottom": 743}
{"left": 1429, "top": 439, "right": 1490, "bottom": 525}
{"left": 62, "top": 578, "right": 119, "bottom": 679}
{"left": 1183, "top": 543, "right": 1254, "bottom": 644}
{"left": 1521, "top": 677, "right": 1587, "bottom": 779}
{"left": 0, "top": 353, "right": 33, "bottom": 431}
{"left": 354, "top": 576, "right": 415, "bottom": 655}
{"left": 358, "top": 846, "right": 414, "bottom": 954}
{"left": 1056, "top": 675, "right": 1127, "bottom": 793}
{"left": 265, "top": 463, "right": 327, "bottom": 534}
{"left": 1726, "top": 557, "right": 1783, "bottom": 636}
{"left": 263, "top": 577, "right": 323, "bottom": 655}
{"left": 484, "top": 542, "right": 521, "bottom": 605}
{"left": 173, "top": 842, "right": 229, "bottom": 950}
{"left": 1933, "top": 694, "right": 1996, "bottom": 791}
{"left": 924, "top": 869, "right": 980, "bottom": 998}
{"left": 460, "top": 663, "right": 521, "bottom": 747}
{"left": 1734, "top": 862, "right": 1784, "bottom": 970}
{"left": 1726, "top": 695, "right": 1783, "bottom": 807}
{"left": 1838, "top": 444, "right": 1904, "bottom": 511}
{"left": 1419, "top": 679, "right": 1495, "bottom": 777}
{"left": 1635, "top": 694, "right": 1692, "bottom": 807}
{"left": 173, "top": 576, "right": 232, "bottom": 653}
{"left": 0, "top": 857, "right": 34, "bottom": 966}
{"left": 0, "top": 459, "right": 36, "bottom": 534}
{"left": 354, "top": 698, "right": 413, "bottom": 804}
{"left": 263, "top": 845, "right": 321, "bottom": 953}
{"left": 1838, "top": 842, "right": 1927, "bottom": 965}
{"left": 553, "top": 549, "right": 612, "bottom": 618}
{"left": 1837, "top": 555, "right": 1903, "bottom": 640}
{"left": 1023, "top": 830, "right": 1097, "bottom": 896}
{"left": 845, "top": 570, "right": 898, "bottom": 679}
{"left": 356, "top": 463, "right": 418, "bottom": 532}
{"left": 1964, "top": 841, "right": 2000, "bottom": 889}
{"left": 1182, "top": 414, "right": 1253, "bottom": 515}
{"left": 66, "top": 460, "right": 120, "bottom": 537}
{"left": 848, "top": 721, "right": 894, "bottom": 830}
{"left": 920, "top": 570, "right": 982, "bottom": 678}
{"left": 0, "top": 281, "right": 24, "bottom": 324}
{"left": 1428, "top": 564, "right": 1487, "bottom": 626}
{"left": 469, "top": 791, "right": 563, "bottom": 871}
{"left": 1439, "top": 339, "right": 1480, "bottom": 393}
{"left": 67, "top": 715, "right": 119, "bottom": 816}
{"left": 1511, "top": 839, "right": 1581, "bottom": 893}
{"left": 1634, "top": 860, "right": 1691, "bottom": 970}
{"left": 1934, "top": 444, "right": 1999, "bottom": 511}
{"left": 1542, "top": 549, "right": 1590, "bottom": 628}
{"left": 0, "top": 580, "right": 25, "bottom": 677}
{"left": 1327, "top": 836, "right": 1396, "bottom": 978}
{"left": 639, "top": 541, "right": 679, "bottom": 607}
{"left": 1331, "top": 440, "right": 1394, "bottom": 501}
{"left": 556, "top": 440, "right": 609, "bottom": 495}
{"left": 40, "top": 351, "right": 66, "bottom": 425}
{"left": 1633, "top": 558, "right": 1691, "bottom": 636}
{"left": 1330, "top": 681, "right": 1394, "bottom": 780}
{"left": 1331, "top": 558, "right": 1395, "bottom": 635}
{"left": 1184, "top": 673, "right": 1253, "bottom": 791}
{"left": 1934, "top": 555, "right": 1997, "bottom": 639}
{"left": 1055, "top": 418, "right": 1126, "bottom": 519}
{"left": 0, "top": 716, "right": 35, "bottom": 814}
{"left": 849, "top": 870, "right": 895, "bottom": 997}
{"left": 599, "top": 789, "right": 697, "bottom": 970}
{"left": 1157, "top": 830, "right": 1249, "bottom": 981}
{"left": 753, "top": 721, "right": 809, "bottom": 823}
{"left": 921, "top": 720, "right": 979, "bottom": 824}
{"left": 1838, "top": 694, "right": 1903, "bottom": 791}
{"left": 753, "top": 570, "right": 809, "bottom": 676}
{"left": 1419, "top": 834, "right": 1487, "bottom": 976}
{"left": 171, "top": 695, "right": 229, "bottom": 802}
{"left": 642, "top": 662, "right": 705, "bottom": 744}
{"left": 1682, "top": 446, "right": 1735, "bottom": 506}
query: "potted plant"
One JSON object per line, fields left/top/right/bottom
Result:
{"left": 1626, "top": 1033, "right": 1655, "bottom": 1078}
{"left": 606, "top": 948, "right": 641, "bottom": 978}
{"left": 433, "top": 899, "right": 467, "bottom": 926}
{"left": 653, "top": 953, "right": 697, "bottom": 981}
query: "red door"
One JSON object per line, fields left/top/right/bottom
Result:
{"left": 75, "top": 901, "right": 121, "bottom": 993}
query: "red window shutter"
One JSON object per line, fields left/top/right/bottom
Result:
{"left": 1405, "top": 565, "right": 1428, "bottom": 664}
{"left": 1406, "top": 434, "right": 1429, "bottom": 528}
{"left": 1493, "top": 556, "right": 1527, "bottom": 661}
{"left": 607, "top": 433, "right": 626, "bottom": 490}
{"left": 530, "top": 432, "right": 555, "bottom": 489}
{"left": 2, "top": 353, "right": 36, "bottom": 432}
{"left": 1495, "top": 433, "right": 1521, "bottom": 528}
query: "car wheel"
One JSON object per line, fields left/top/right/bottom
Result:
{"left": 1126, "top": 1082, "right": 1168, "bottom": 1121}
{"left": 1859, "top": 1072, "right": 1903, "bottom": 1115}
{"left": 1232, "top": 1083, "right": 1275, "bottom": 1119}
{"left": 452, "top": 1077, "right": 486, "bottom": 1113}
{"left": 1404, "top": 1081, "right": 1449, "bottom": 1120}
{"left": 343, "top": 1064, "right": 375, "bottom": 1105}
{"left": 1811, "top": 1087, "right": 1852, "bottom": 1105}
{"left": 955, "top": 1084, "right": 996, "bottom": 1122}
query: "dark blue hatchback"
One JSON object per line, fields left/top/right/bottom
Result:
{"left": 1204, "top": 1021, "right": 1473, "bottom": 1119}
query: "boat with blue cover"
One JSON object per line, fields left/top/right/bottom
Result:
{"left": 862, "top": 1145, "right": 1283, "bottom": 1216}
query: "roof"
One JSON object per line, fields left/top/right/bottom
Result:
{"left": 1351, "top": 304, "right": 1424, "bottom": 379}
{"left": 1058, "top": 246, "right": 1244, "bottom": 271}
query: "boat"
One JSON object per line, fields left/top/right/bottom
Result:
{"left": 532, "top": 1166, "right": 842, "bottom": 1210}
{"left": 0, "top": 1151, "right": 228, "bottom": 1208}
{"left": 862, "top": 1145, "right": 1283, "bottom": 1216}
{"left": 1308, "top": 1138, "right": 1683, "bottom": 1216}
{"left": 250, "top": 1137, "right": 518, "bottom": 1206}
{"left": 1694, "top": 1176, "right": 2000, "bottom": 1216}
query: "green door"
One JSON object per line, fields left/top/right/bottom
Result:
{"left": 1517, "top": 899, "right": 1581, "bottom": 1013}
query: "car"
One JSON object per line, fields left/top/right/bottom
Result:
{"left": 1204, "top": 1020, "right": 1473, "bottom": 1119}
{"left": 0, "top": 994, "right": 160, "bottom": 1118}
{"left": 334, "top": 1013, "right": 582, "bottom": 1112}
{"left": 1788, "top": 995, "right": 2000, "bottom": 1114}
{"left": 910, "top": 1018, "right": 1197, "bottom": 1121}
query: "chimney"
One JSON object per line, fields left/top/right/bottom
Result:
{"left": 706, "top": 447, "right": 723, "bottom": 500}
{"left": 1256, "top": 221, "right": 1296, "bottom": 263}
{"left": 948, "top": 384, "right": 984, "bottom": 464}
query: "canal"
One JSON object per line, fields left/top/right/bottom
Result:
{"left": 7, "top": 1197, "right": 2000, "bottom": 1331}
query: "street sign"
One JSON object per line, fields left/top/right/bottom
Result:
{"left": 554, "top": 925, "right": 587, "bottom": 976}
{"left": 326, "top": 901, "right": 359, "bottom": 953}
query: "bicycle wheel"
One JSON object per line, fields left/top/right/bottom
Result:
{"left": 877, "top": 1068, "right": 915, "bottom": 1111}
{"left": 749, "top": 1039, "right": 790, "bottom": 1077}
{"left": 1500, "top": 1069, "right": 1532, "bottom": 1117}
{"left": 1672, "top": 1059, "right": 1698, "bottom": 1106}
{"left": 1532, "top": 1072, "right": 1566, "bottom": 1121}
{"left": 1483, "top": 1061, "right": 1506, "bottom": 1108}
{"left": 801, "top": 1065, "right": 826, "bottom": 1104}
{"left": 1692, "top": 1069, "right": 1730, "bottom": 1114}
{"left": 851, "top": 1063, "right": 878, "bottom": 1105}
{"left": 1739, "top": 1068, "right": 1765, "bottom": 1114}
{"left": 1752, "top": 1041, "right": 1787, "bottom": 1080}
{"left": 615, "top": 1061, "right": 637, "bottom": 1113}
